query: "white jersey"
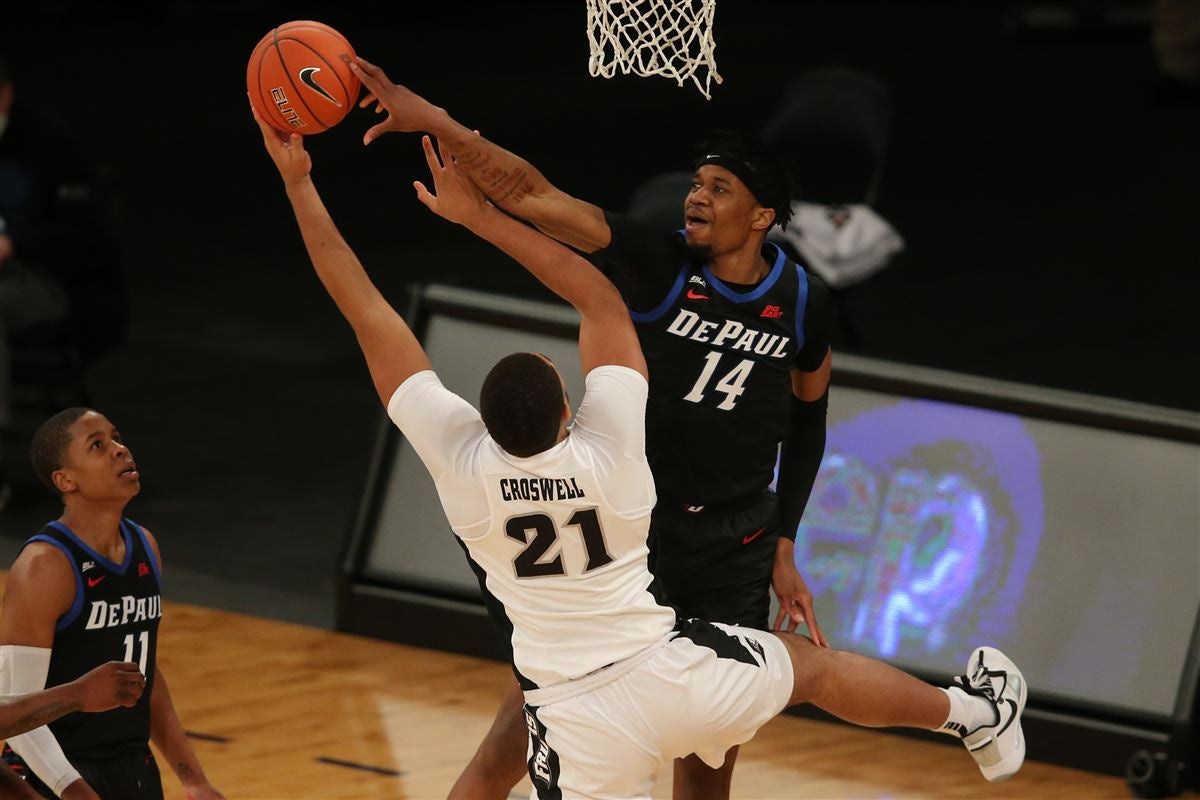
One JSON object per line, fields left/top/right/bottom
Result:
{"left": 388, "top": 365, "right": 677, "bottom": 689}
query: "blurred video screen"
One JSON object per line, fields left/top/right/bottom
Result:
{"left": 794, "top": 389, "right": 1199, "bottom": 717}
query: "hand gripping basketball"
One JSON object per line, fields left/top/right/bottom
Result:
{"left": 246, "top": 21, "right": 360, "bottom": 135}
{"left": 250, "top": 99, "right": 312, "bottom": 186}
{"left": 350, "top": 58, "right": 445, "bottom": 146}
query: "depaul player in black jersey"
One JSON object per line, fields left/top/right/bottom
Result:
{"left": 0, "top": 409, "right": 223, "bottom": 800}
{"left": 351, "top": 59, "right": 833, "bottom": 800}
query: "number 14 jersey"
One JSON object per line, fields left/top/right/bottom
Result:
{"left": 591, "top": 213, "right": 832, "bottom": 509}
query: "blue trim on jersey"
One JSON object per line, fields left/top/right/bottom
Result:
{"left": 25, "top": 535, "right": 85, "bottom": 632}
{"left": 794, "top": 264, "right": 809, "bottom": 351}
{"left": 629, "top": 266, "right": 689, "bottom": 324}
{"left": 702, "top": 242, "right": 786, "bottom": 303}
{"left": 123, "top": 519, "right": 162, "bottom": 586}
{"left": 47, "top": 520, "right": 133, "bottom": 576}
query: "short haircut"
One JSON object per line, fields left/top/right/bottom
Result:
{"left": 693, "top": 130, "right": 796, "bottom": 230}
{"left": 480, "top": 353, "right": 564, "bottom": 457}
{"left": 30, "top": 407, "right": 95, "bottom": 494}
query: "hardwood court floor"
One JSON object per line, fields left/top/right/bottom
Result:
{"left": 120, "top": 602, "right": 1134, "bottom": 800}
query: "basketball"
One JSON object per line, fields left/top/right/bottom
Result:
{"left": 247, "top": 21, "right": 360, "bottom": 135}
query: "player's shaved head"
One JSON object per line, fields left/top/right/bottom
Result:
{"left": 481, "top": 353, "right": 565, "bottom": 457}
{"left": 30, "top": 407, "right": 97, "bottom": 493}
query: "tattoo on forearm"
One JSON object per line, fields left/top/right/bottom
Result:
{"left": 2, "top": 697, "right": 73, "bottom": 737}
{"left": 454, "top": 149, "right": 534, "bottom": 205}
{"left": 177, "top": 762, "right": 195, "bottom": 781}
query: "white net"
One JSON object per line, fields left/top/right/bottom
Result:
{"left": 586, "top": 0, "right": 722, "bottom": 99}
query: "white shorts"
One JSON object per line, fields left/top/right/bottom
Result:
{"left": 523, "top": 619, "right": 794, "bottom": 800}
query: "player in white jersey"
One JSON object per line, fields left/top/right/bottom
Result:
{"left": 252, "top": 110, "right": 1029, "bottom": 798}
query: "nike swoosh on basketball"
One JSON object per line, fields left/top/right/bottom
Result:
{"left": 298, "top": 67, "right": 342, "bottom": 107}
{"left": 686, "top": 289, "right": 709, "bottom": 300}
{"left": 742, "top": 527, "right": 766, "bottom": 544}
{"left": 87, "top": 576, "right": 106, "bottom": 588}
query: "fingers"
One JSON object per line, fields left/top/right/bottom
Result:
{"left": 435, "top": 137, "right": 453, "bottom": 169}
{"left": 363, "top": 120, "right": 389, "bottom": 147}
{"left": 797, "top": 597, "right": 826, "bottom": 648}
{"left": 773, "top": 603, "right": 790, "bottom": 632}
{"left": 421, "top": 134, "right": 444, "bottom": 175}
{"left": 349, "top": 57, "right": 384, "bottom": 92}
{"left": 352, "top": 56, "right": 378, "bottom": 75}
{"left": 248, "top": 101, "right": 273, "bottom": 140}
{"left": 355, "top": 56, "right": 384, "bottom": 78}
{"left": 249, "top": 100, "right": 290, "bottom": 148}
{"left": 413, "top": 181, "right": 436, "bottom": 211}
{"left": 358, "top": 91, "right": 377, "bottom": 109}
{"left": 90, "top": 661, "right": 146, "bottom": 709}
{"left": 810, "top": 619, "right": 827, "bottom": 648}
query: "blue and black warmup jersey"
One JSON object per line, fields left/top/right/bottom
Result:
{"left": 8, "top": 519, "right": 161, "bottom": 761}
{"left": 589, "top": 212, "right": 832, "bottom": 509}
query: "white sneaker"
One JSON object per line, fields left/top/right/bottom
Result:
{"left": 955, "top": 646, "right": 1027, "bottom": 781}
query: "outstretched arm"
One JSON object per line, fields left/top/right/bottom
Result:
{"left": 415, "top": 136, "right": 645, "bottom": 380}
{"left": 252, "top": 104, "right": 431, "bottom": 405}
{"left": 350, "top": 58, "right": 612, "bottom": 253}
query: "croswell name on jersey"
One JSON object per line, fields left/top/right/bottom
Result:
{"left": 388, "top": 366, "right": 677, "bottom": 692}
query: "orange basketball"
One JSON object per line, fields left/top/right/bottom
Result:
{"left": 247, "top": 21, "right": 360, "bottom": 135}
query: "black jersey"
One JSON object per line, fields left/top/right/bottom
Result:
{"left": 20, "top": 519, "right": 161, "bottom": 760}
{"left": 590, "top": 212, "right": 831, "bottom": 508}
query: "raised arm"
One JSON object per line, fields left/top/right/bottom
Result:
{"left": 350, "top": 58, "right": 612, "bottom": 253}
{"left": 414, "top": 136, "right": 646, "bottom": 380}
{"left": 251, "top": 104, "right": 431, "bottom": 405}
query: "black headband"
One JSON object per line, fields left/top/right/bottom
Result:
{"left": 695, "top": 153, "right": 766, "bottom": 204}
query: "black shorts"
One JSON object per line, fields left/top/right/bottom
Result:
{"left": 648, "top": 490, "right": 780, "bottom": 631}
{"left": 12, "top": 745, "right": 163, "bottom": 800}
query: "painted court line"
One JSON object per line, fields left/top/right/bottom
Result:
{"left": 315, "top": 756, "right": 405, "bottom": 777}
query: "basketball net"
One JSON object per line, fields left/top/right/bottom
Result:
{"left": 586, "top": 0, "right": 722, "bottom": 99}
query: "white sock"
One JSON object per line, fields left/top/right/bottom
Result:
{"left": 934, "top": 686, "right": 997, "bottom": 737}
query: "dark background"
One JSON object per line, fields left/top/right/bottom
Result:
{"left": 1, "top": 0, "right": 1196, "bottom": 626}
